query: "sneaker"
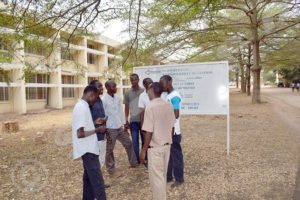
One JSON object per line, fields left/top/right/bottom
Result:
{"left": 171, "top": 181, "right": 184, "bottom": 188}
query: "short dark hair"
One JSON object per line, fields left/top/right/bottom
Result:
{"left": 130, "top": 73, "right": 139, "bottom": 79}
{"left": 160, "top": 75, "right": 172, "bottom": 81}
{"left": 105, "top": 80, "right": 115, "bottom": 88}
{"left": 83, "top": 85, "right": 98, "bottom": 94}
{"left": 143, "top": 77, "right": 153, "bottom": 85}
{"left": 89, "top": 80, "right": 102, "bottom": 89}
{"left": 89, "top": 79, "right": 100, "bottom": 86}
{"left": 149, "top": 82, "right": 163, "bottom": 96}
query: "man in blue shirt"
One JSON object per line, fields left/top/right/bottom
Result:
{"left": 89, "top": 80, "right": 108, "bottom": 169}
{"left": 160, "top": 75, "right": 184, "bottom": 188}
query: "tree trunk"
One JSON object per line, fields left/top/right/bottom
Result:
{"left": 246, "top": 64, "right": 251, "bottom": 96}
{"left": 250, "top": 2, "right": 261, "bottom": 103}
{"left": 240, "top": 64, "right": 246, "bottom": 93}
{"left": 246, "top": 43, "right": 252, "bottom": 96}
{"left": 235, "top": 67, "right": 239, "bottom": 88}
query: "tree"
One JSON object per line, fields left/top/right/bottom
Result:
{"left": 125, "top": 0, "right": 300, "bottom": 103}
{"left": 264, "top": 31, "right": 300, "bottom": 83}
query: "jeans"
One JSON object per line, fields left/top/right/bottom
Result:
{"left": 130, "top": 122, "right": 144, "bottom": 162}
{"left": 167, "top": 134, "right": 184, "bottom": 183}
{"left": 82, "top": 153, "right": 106, "bottom": 200}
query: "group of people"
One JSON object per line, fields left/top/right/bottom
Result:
{"left": 291, "top": 82, "right": 300, "bottom": 92}
{"left": 72, "top": 74, "right": 184, "bottom": 200}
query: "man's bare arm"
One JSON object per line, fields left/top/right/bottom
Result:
{"left": 142, "top": 131, "right": 152, "bottom": 150}
{"left": 140, "top": 108, "right": 145, "bottom": 127}
{"left": 125, "top": 103, "right": 129, "bottom": 121}
{"left": 140, "top": 131, "right": 153, "bottom": 163}
{"left": 77, "top": 127, "right": 107, "bottom": 138}
{"left": 174, "top": 110, "right": 179, "bottom": 119}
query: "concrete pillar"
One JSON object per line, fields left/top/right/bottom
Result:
{"left": 103, "top": 45, "right": 108, "bottom": 67}
{"left": 11, "top": 40, "right": 26, "bottom": 114}
{"left": 48, "top": 33, "right": 62, "bottom": 109}
{"left": 77, "top": 37, "right": 88, "bottom": 97}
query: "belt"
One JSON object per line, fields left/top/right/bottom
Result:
{"left": 148, "top": 143, "right": 170, "bottom": 148}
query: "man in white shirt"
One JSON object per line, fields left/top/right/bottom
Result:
{"left": 160, "top": 75, "right": 184, "bottom": 188}
{"left": 138, "top": 78, "right": 153, "bottom": 126}
{"left": 102, "top": 80, "right": 138, "bottom": 175}
{"left": 138, "top": 78, "right": 153, "bottom": 168}
{"left": 72, "top": 85, "right": 107, "bottom": 200}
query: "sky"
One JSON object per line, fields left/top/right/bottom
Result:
{"left": 96, "top": 20, "right": 128, "bottom": 43}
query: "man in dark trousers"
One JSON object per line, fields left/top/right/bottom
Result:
{"left": 89, "top": 80, "right": 108, "bottom": 169}
{"left": 72, "top": 85, "right": 107, "bottom": 200}
{"left": 160, "top": 75, "right": 184, "bottom": 188}
{"left": 124, "top": 74, "right": 144, "bottom": 163}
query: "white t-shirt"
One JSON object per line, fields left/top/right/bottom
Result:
{"left": 72, "top": 99, "right": 99, "bottom": 160}
{"left": 138, "top": 91, "right": 150, "bottom": 109}
{"left": 161, "top": 91, "right": 182, "bottom": 135}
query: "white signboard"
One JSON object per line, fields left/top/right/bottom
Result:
{"left": 133, "top": 61, "right": 229, "bottom": 115}
{"left": 133, "top": 61, "right": 231, "bottom": 155}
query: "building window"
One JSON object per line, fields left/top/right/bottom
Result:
{"left": 62, "top": 75, "right": 75, "bottom": 84}
{"left": 87, "top": 77, "right": 99, "bottom": 84}
{"left": 0, "top": 87, "right": 9, "bottom": 101}
{"left": 26, "top": 87, "right": 47, "bottom": 100}
{"left": 0, "top": 71, "right": 10, "bottom": 101}
{"left": 62, "top": 75, "right": 75, "bottom": 98}
{"left": 61, "top": 48, "right": 74, "bottom": 61}
{"left": 87, "top": 44, "right": 95, "bottom": 49}
{"left": 24, "top": 42, "right": 48, "bottom": 56}
{"left": 62, "top": 88, "right": 74, "bottom": 98}
{"left": 27, "top": 74, "right": 49, "bottom": 83}
{"left": 26, "top": 74, "right": 48, "bottom": 100}
{"left": 0, "top": 70, "right": 9, "bottom": 82}
{"left": 87, "top": 53, "right": 96, "bottom": 64}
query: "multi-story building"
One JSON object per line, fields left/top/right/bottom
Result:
{"left": 0, "top": 11, "right": 122, "bottom": 114}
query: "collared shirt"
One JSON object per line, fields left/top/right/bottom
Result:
{"left": 124, "top": 87, "right": 144, "bottom": 122}
{"left": 72, "top": 99, "right": 99, "bottom": 160}
{"left": 161, "top": 90, "right": 182, "bottom": 135}
{"left": 138, "top": 90, "right": 150, "bottom": 109}
{"left": 102, "top": 93, "right": 125, "bottom": 129}
{"left": 90, "top": 97, "right": 106, "bottom": 141}
{"left": 142, "top": 98, "right": 176, "bottom": 147}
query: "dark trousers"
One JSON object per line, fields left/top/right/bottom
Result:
{"left": 130, "top": 122, "right": 145, "bottom": 162}
{"left": 167, "top": 134, "right": 184, "bottom": 183}
{"left": 82, "top": 153, "right": 106, "bottom": 200}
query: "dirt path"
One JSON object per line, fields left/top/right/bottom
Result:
{"left": 0, "top": 90, "right": 299, "bottom": 199}
{"left": 262, "top": 87, "right": 300, "bottom": 199}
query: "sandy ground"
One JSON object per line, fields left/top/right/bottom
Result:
{"left": 0, "top": 89, "right": 299, "bottom": 200}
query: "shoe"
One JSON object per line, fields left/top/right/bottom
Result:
{"left": 104, "top": 184, "right": 111, "bottom": 188}
{"left": 171, "top": 181, "right": 184, "bottom": 188}
{"left": 143, "top": 162, "right": 148, "bottom": 169}
{"left": 167, "top": 179, "right": 173, "bottom": 183}
{"left": 130, "top": 163, "right": 139, "bottom": 168}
